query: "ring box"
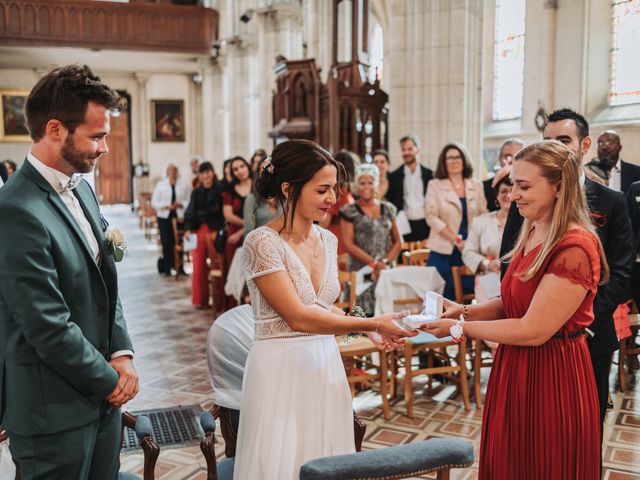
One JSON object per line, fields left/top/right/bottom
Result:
{"left": 402, "top": 291, "right": 443, "bottom": 329}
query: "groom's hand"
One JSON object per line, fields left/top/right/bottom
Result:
{"left": 106, "top": 356, "right": 139, "bottom": 407}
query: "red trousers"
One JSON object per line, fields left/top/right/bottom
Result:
{"left": 191, "top": 224, "right": 212, "bottom": 306}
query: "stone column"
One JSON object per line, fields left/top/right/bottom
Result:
{"left": 133, "top": 73, "right": 151, "bottom": 195}
{"left": 386, "top": 0, "right": 484, "bottom": 171}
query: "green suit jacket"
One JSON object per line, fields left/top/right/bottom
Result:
{"left": 0, "top": 160, "right": 133, "bottom": 435}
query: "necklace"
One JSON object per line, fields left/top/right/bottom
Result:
{"left": 284, "top": 230, "right": 318, "bottom": 259}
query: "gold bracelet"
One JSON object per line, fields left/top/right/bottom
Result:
{"left": 374, "top": 319, "right": 380, "bottom": 334}
{"left": 461, "top": 304, "right": 469, "bottom": 321}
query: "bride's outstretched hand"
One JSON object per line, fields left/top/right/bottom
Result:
{"left": 373, "top": 311, "right": 417, "bottom": 341}
{"left": 368, "top": 331, "right": 405, "bottom": 351}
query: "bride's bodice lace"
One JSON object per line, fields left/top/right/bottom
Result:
{"left": 243, "top": 225, "right": 340, "bottom": 340}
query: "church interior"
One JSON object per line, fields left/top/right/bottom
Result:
{"left": 0, "top": 0, "right": 639, "bottom": 478}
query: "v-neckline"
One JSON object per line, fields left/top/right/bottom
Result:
{"left": 269, "top": 224, "right": 328, "bottom": 298}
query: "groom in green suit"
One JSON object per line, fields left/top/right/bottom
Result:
{"left": 0, "top": 65, "right": 139, "bottom": 479}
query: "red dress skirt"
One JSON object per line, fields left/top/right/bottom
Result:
{"left": 479, "top": 230, "right": 601, "bottom": 479}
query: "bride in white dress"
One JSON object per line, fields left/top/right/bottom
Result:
{"left": 233, "top": 140, "right": 415, "bottom": 480}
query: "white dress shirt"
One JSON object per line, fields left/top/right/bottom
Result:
{"left": 608, "top": 159, "right": 621, "bottom": 192}
{"left": 28, "top": 152, "right": 132, "bottom": 360}
{"left": 151, "top": 177, "right": 191, "bottom": 219}
{"left": 403, "top": 164, "right": 425, "bottom": 220}
{"left": 28, "top": 152, "right": 100, "bottom": 261}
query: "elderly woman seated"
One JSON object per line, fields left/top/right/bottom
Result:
{"left": 340, "top": 164, "right": 402, "bottom": 315}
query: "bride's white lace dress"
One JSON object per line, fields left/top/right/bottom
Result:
{"left": 232, "top": 225, "right": 355, "bottom": 480}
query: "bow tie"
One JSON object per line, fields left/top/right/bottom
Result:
{"left": 60, "top": 175, "right": 82, "bottom": 194}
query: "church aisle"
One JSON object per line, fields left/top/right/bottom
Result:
{"left": 107, "top": 207, "right": 640, "bottom": 479}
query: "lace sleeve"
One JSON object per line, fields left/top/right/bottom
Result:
{"left": 546, "top": 245, "right": 598, "bottom": 292}
{"left": 243, "top": 228, "right": 286, "bottom": 280}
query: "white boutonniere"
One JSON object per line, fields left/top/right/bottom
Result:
{"left": 105, "top": 227, "right": 127, "bottom": 262}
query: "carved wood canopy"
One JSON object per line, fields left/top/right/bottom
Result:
{"left": 270, "top": 0, "right": 388, "bottom": 158}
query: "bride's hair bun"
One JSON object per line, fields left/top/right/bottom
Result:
{"left": 254, "top": 140, "right": 344, "bottom": 230}
{"left": 255, "top": 164, "right": 277, "bottom": 199}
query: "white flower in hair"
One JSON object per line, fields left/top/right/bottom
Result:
{"left": 263, "top": 156, "right": 274, "bottom": 174}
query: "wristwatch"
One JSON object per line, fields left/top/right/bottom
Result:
{"left": 450, "top": 320, "right": 464, "bottom": 342}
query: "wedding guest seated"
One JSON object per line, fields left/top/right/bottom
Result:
{"left": 249, "top": 148, "right": 267, "bottom": 174}
{"left": 206, "top": 304, "right": 255, "bottom": 411}
{"left": 319, "top": 149, "right": 356, "bottom": 255}
{"left": 425, "top": 142, "right": 487, "bottom": 299}
{"left": 184, "top": 162, "right": 225, "bottom": 308}
{"left": 243, "top": 155, "right": 282, "bottom": 235}
{"left": 462, "top": 168, "right": 512, "bottom": 302}
{"left": 340, "top": 164, "right": 402, "bottom": 315}
{"left": 372, "top": 149, "right": 391, "bottom": 200}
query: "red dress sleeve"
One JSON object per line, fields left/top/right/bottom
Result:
{"left": 222, "top": 190, "right": 232, "bottom": 206}
{"left": 545, "top": 235, "right": 600, "bottom": 292}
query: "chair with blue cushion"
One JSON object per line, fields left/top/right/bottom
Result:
{"left": 199, "top": 411, "right": 474, "bottom": 480}
{"left": 118, "top": 412, "right": 160, "bottom": 480}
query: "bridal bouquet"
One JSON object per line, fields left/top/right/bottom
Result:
{"left": 105, "top": 227, "right": 127, "bottom": 262}
{"left": 342, "top": 305, "right": 367, "bottom": 345}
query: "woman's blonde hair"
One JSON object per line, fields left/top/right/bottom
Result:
{"left": 503, "top": 140, "right": 609, "bottom": 283}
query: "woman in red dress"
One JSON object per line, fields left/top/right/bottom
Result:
{"left": 424, "top": 141, "right": 608, "bottom": 479}
{"left": 222, "top": 156, "right": 253, "bottom": 291}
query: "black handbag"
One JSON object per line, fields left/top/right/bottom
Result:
{"left": 214, "top": 227, "right": 227, "bottom": 254}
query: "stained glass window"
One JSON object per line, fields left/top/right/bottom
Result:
{"left": 492, "top": 0, "right": 526, "bottom": 121}
{"left": 610, "top": 0, "right": 640, "bottom": 105}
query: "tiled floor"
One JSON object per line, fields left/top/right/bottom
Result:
{"left": 110, "top": 206, "right": 640, "bottom": 479}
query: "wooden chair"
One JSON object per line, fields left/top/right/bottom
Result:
{"left": 401, "top": 333, "right": 471, "bottom": 418}
{"left": 137, "top": 192, "right": 157, "bottom": 240}
{"left": 451, "top": 266, "right": 475, "bottom": 305}
{"left": 170, "top": 218, "right": 188, "bottom": 281}
{"left": 335, "top": 269, "right": 357, "bottom": 313}
{"left": 399, "top": 240, "right": 428, "bottom": 265}
{"left": 205, "top": 231, "right": 226, "bottom": 317}
{"left": 338, "top": 335, "right": 393, "bottom": 420}
{"left": 2, "top": 413, "right": 160, "bottom": 480}
{"left": 452, "top": 265, "right": 492, "bottom": 408}
{"left": 385, "top": 297, "right": 470, "bottom": 416}
{"left": 618, "top": 312, "right": 640, "bottom": 393}
{"left": 407, "top": 248, "right": 430, "bottom": 266}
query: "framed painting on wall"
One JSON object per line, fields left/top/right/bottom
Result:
{"left": 1, "top": 89, "right": 31, "bottom": 142}
{"left": 151, "top": 99, "right": 185, "bottom": 142}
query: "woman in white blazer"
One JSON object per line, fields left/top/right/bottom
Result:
{"left": 151, "top": 163, "right": 191, "bottom": 276}
{"left": 424, "top": 143, "right": 487, "bottom": 299}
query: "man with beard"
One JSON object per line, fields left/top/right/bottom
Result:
{"left": 499, "top": 108, "right": 634, "bottom": 471}
{"left": 0, "top": 65, "right": 138, "bottom": 479}
{"left": 387, "top": 134, "right": 434, "bottom": 241}
{"left": 584, "top": 130, "right": 640, "bottom": 192}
